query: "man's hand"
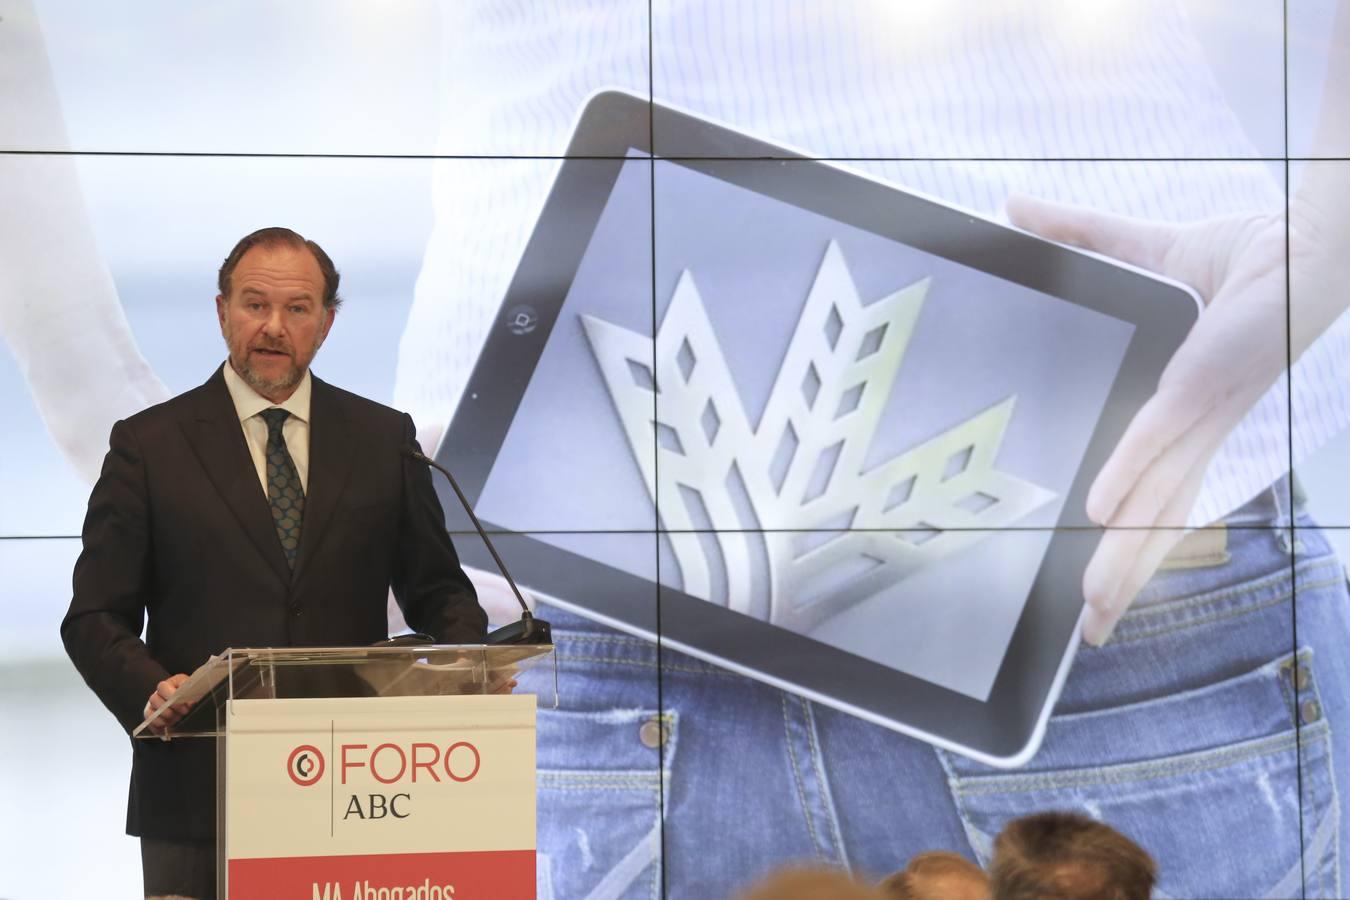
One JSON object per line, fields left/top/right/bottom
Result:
{"left": 490, "top": 676, "right": 519, "bottom": 695}
{"left": 1008, "top": 195, "right": 1297, "bottom": 646}
{"left": 144, "top": 674, "right": 193, "bottom": 734}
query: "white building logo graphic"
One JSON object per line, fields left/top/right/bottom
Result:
{"left": 583, "top": 241, "right": 1055, "bottom": 632}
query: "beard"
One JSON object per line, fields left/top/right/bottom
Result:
{"left": 225, "top": 330, "right": 323, "bottom": 398}
{"left": 236, "top": 352, "right": 304, "bottom": 395}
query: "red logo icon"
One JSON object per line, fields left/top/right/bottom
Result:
{"left": 287, "top": 744, "right": 325, "bottom": 787}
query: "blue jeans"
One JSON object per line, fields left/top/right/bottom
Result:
{"left": 528, "top": 480, "right": 1350, "bottom": 899}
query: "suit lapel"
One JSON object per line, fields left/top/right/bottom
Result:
{"left": 179, "top": 366, "right": 292, "bottom": 585}
{"left": 291, "top": 375, "right": 357, "bottom": 586}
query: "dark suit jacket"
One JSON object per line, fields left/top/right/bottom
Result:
{"left": 61, "top": 365, "right": 487, "bottom": 839}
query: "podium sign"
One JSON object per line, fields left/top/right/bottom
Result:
{"left": 224, "top": 694, "right": 537, "bottom": 899}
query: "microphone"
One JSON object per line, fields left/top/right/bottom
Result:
{"left": 402, "top": 445, "right": 551, "bottom": 646}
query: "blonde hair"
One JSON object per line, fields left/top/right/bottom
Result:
{"left": 740, "top": 866, "right": 886, "bottom": 900}
{"left": 880, "top": 851, "right": 988, "bottom": 900}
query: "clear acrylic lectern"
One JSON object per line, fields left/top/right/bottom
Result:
{"left": 135, "top": 644, "right": 556, "bottom": 899}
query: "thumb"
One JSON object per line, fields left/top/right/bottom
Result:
{"left": 1007, "top": 194, "right": 1179, "bottom": 275}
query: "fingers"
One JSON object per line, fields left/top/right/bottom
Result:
{"left": 1081, "top": 443, "right": 1216, "bottom": 645}
{"left": 1082, "top": 527, "right": 1188, "bottom": 645}
{"left": 1092, "top": 391, "right": 1222, "bottom": 529}
{"left": 155, "top": 673, "right": 189, "bottom": 699}
{"left": 1082, "top": 339, "right": 1278, "bottom": 642}
{"left": 146, "top": 674, "right": 194, "bottom": 729}
{"left": 153, "top": 676, "right": 190, "bottom": 708}
{"left": 146, "top": 706, "right": 179, "bottom": 734}
{"left": 1086, "top": 384, "right": 1207, "bottom": 524}
{"left": 1089, "top": 329, "right": 1260, "bottom": 528}
{"left": 1007, "top": 193, "right": 1179, "bottom": 273}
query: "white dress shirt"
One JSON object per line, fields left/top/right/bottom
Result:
{"left": 221, "top": 361, "right": 312, "bottom": 496}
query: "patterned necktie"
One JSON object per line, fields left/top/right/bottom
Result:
{"left": 260, "top": 408, "right": 305, "bottom": 569}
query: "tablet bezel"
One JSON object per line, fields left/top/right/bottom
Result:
{"left": 436, "top": 90, "right": 1199, "bottom": 766}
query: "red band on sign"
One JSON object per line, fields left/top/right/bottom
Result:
{"left": 227, "top": 849, "right": 534, "bottom": 899}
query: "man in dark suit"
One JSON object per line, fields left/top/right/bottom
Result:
{"left": 61, "top": 227, "right": 487, "bottom": 900}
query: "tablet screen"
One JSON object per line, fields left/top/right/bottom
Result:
{"left": 474, "top": 156, "right": 1135, "bottom": 701}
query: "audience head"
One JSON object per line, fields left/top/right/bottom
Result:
{"left": 739, "top": 866, "right": 886, "bottom": 900}
{"left": 989, "top": 811, "right": 1156, "bottom": 900}
{"left": 879, "top": 851, "right": 988, "bottom": 900}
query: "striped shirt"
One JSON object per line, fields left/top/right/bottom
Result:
{"left": 394, "top": 0, "right": 1349, "bottom": 526}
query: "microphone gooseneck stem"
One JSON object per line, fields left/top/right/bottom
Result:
{"left": 406, "top": 447, "right": 534, "bottom": 620}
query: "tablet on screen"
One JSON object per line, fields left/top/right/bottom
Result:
{"left": 437, "top": 91, "right": 1199, "bottom": 766}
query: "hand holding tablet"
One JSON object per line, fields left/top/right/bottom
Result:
{"left": 1009, "top": 195, "right": 1298, "bottom": 645}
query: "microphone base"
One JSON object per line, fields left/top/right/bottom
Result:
{"left": 486, "top": 615, "right": 553, "bottom": 646}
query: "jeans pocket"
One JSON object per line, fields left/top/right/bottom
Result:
{"left": 536, "top": 706, "right": 677, "bottom": 900}
{"left": 940, "top": 650, "right": 1338, "bottom": 899}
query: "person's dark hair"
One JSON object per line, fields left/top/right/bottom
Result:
{"left": 990, "top": 811, "right": 1156, "bottom": 900}
{"left": 217, "top": 226, "right": 342, "bottom": 310}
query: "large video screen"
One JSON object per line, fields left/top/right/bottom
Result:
{"left": 3, "top": 1, "right": 1348, "bottom": 898}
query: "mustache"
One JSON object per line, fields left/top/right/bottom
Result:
{"left": 250, "top": 340, "right": 293, "bottom": 355}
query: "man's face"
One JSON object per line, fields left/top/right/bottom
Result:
{"left": 216, "top": 243, "right": 335, "bottom": 402}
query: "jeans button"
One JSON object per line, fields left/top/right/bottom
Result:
{"left": 639, "top": 717, "right": 666, "bottom": 749}
{"left": 1296, "top": 665, "right": 1312, "bottom": 691}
